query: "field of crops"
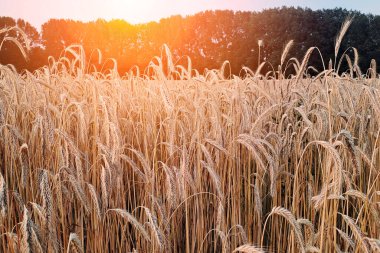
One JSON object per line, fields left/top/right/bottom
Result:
{"left": 0, "top": 20, "right": 379, "bottom": 253}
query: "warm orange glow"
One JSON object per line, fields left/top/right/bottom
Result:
{"left": 3, "top": 0, "right": 375, "bottom": 30}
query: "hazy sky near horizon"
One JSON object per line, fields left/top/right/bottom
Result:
{"left": 1, "top": 0, "right": 380, "bottom": 29}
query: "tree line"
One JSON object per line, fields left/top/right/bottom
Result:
{"left": 1, "top": 7, "right": 380, "bottom": 75}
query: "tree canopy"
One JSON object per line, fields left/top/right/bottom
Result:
{"left": 0, "top": 7, "right": 379, "bottom": 75}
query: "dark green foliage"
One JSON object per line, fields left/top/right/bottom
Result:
{"left": 1, "top": 7, "right": 379, "bottom": 74}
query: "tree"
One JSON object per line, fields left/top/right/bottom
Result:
{"left": 2, "top": 7, "right": 380, "bottom": 75}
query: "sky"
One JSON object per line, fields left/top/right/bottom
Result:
{"left": 1, "top": 0, "right": 380, "bottom": 30}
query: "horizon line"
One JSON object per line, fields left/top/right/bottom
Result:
{"left": 1, "top": 6, "right": 377, "bottom": 31}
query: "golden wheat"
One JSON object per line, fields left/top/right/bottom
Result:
{"left": 0, "top": 19, "right": 378, "bottom": 253}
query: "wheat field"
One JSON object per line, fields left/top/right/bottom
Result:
{"left": 0, "top": 20, "right": 379, "bottom": 253}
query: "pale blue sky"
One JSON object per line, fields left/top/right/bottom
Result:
{"left": 1, "top": 0, "right": 380, "bottom": 29}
